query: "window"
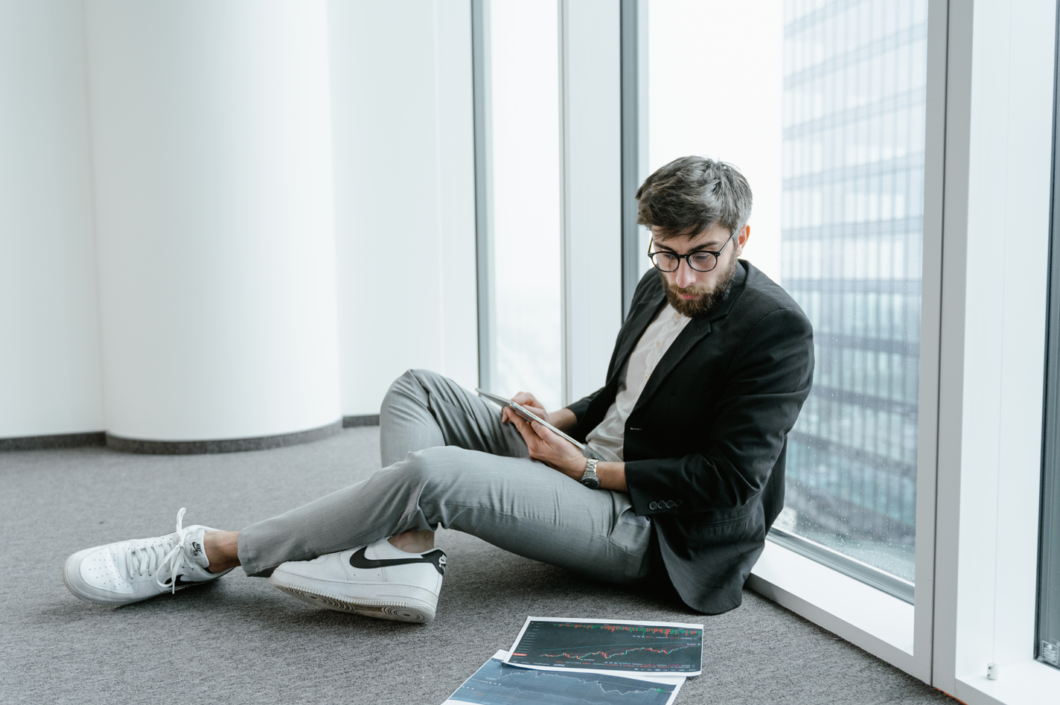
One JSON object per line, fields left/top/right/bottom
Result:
{"left": 648, "top": 0, "right": 929, "bottom": 586}
{"left": 474, "top": 1, "right": 563, "bottom": 411}
{"left": 780, "top": 0, "right": 927, "bottom": 585}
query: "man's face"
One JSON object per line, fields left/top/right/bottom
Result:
{"left": 651, "top": 222, "right": 749, "bottom": 318}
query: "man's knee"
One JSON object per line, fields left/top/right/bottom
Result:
{"left": 381, "top": 369, "right": 427, "bottom": 415}
{"left": 391, "top": 446, "right": 463, "bottom": 490}
{"left": 382, "top": 369, "right": 443, "bottom": 404}
{"left": 406, "top": 368, "right": 448, "bottom": 392}
{"left": 385, "top": 369, "right": 418, "bottom": 397}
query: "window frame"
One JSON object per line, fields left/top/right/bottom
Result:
{"left": 930, "top": 0, "right": 1058, "bottom": 701}
{"left": 471, "top": 0, "right": 494, "bottom": 392}
{"left": 929, "top": 0, "right": 1060, "bottom": 702}
{"left": 1036, "top": 0, "right": 1060, "bottom": 673}
{"left": 621, "top": 0, "right": 648, "bottom": 321}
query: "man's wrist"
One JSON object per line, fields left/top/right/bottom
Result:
{"left": 568, "top": 455, "right": 589, "bottom": 479}
{"left": 551, "top": 407, "right": 578, "bottom": 433}
{"left": 596, "top": 461, "right": 627, "bottom": 492}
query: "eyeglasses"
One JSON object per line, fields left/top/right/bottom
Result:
{"left": 647, "top": 232, "right": 735, "bottom": 273}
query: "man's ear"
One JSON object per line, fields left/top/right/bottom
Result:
{"left": 735, "top": 225, "right": 751, "bottom": 256}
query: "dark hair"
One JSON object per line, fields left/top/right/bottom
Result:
{"left": 635, "top": 156, "right": 753, "bottom": 238}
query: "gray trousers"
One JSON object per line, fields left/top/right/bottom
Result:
{"left": 238, "top": 369, "right": 653, "bottom": 584}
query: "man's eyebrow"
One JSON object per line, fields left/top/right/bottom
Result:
{"left": 653, "top": 240, "right": 722, "bottom": 252}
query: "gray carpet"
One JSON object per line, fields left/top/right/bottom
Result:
{"left": 0, "top": 427, "right": 954, "bottom": 704}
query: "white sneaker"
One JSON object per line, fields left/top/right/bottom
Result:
{"left": 63, "top": 508, "right": 232, "bottom": 605}
{"left": 269, "top": 538, "right": 447, "bottom": 624}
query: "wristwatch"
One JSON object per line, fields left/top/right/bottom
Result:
{"left": 580, "top": 458, "right": 600, "bottom": 489}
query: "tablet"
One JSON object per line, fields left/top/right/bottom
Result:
{"left": 476, "top": 388, "right": 587, "bottom": 451}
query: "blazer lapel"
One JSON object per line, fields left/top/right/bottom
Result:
{"left": 609, "top": 280, "right": 666, "bottom": 387}
{"left": 633, "top": 262, "right": 750, "bottom": 412}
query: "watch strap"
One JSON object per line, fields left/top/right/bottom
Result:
{"left": 580, "top": 458, "right": 600, "bottom": 488}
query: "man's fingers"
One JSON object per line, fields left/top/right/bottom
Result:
{"left": 509, "top": 411, "right": 530, "bottom": 433}
{"left": 509, "top": 414, "right": 539, "bottom": 453}
{"left": 532, "top": 421, "right": 557, "bottom": 442}
{"left": 510, "top": 413, "right": 547, "bottom": 446}
{"left": 511, "top": 392, "right": 546, "bottom": 415}
{"left": 519, "top": 415, "right": 553, "bottom": 443}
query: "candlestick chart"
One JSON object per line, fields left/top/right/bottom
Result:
{"left": 508, "top": 621, "right": 702, "bottom": 674}
{"left": 447, "top": 658, "right": 677, "bottom": 705}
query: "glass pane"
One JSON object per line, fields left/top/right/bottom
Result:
{"left": 647, "top": 0, "right": 784, "bottom": 285}
{"left": 483, "top": 2, "right": 562, "bottom": 411}
{"left": 648, "top": 0, "right": 929, "bottom": 582}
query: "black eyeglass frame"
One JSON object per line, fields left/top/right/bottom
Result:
{"left": 646, "top": 231, "right": 737, "bottom": 273}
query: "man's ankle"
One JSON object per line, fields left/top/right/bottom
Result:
{"left": 203, "top": 530, "right": 241, "bottom": 573}
{"left": 388, "top": 529, "right": 434, "bottom": 554}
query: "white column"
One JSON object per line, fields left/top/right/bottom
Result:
{"left": 0, "top": 0, "right": 104, "bottom": 439}
{"left": 84, "top": 0, "right": 341, "bottom": 442}
{"left": 328, "top": 0, "right": 478, "bottom": 416}
{"left": 560, "top": 0, "right": 622, "bottom": 405}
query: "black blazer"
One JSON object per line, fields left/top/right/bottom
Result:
{"left": 568, "top": 261, "right": 814, "bottom": 614}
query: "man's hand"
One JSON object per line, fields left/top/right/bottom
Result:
{"left": 503, "top": 391, "right": 551, "bottom": 425}
{"left": 499, "top": 392, "right": 626, "bottom": 488}
{"left": 504, "top": 409, "right": 587, "bottom": 480}
{"left": 500, "top": 392, "right": 578, "bottom": 433}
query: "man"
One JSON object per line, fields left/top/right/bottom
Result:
{"left": 63, "top": 156, "right": 813, "bottom": 620}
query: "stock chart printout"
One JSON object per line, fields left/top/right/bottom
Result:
{"left": 443, "top": 653, "right": 682, "bottom": 705}
{"left": 505, "top": 618, "right": 704, "bottom": 676}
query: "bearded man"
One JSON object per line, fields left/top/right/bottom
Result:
{"left": 62, "top": 156, "right": 814, "bottom": 619}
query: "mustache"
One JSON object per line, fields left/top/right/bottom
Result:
{"left": 668, "top": 284, "right": 708, "bottom": 296}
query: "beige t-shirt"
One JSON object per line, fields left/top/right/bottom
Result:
{"left": 586, "top": 303, "right": 693, "bottom": 462}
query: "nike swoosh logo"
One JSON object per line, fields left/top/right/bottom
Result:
{"left": 348, "top": 547, "right": 447, "bottom": 576}
{"left": 163, "top": 575, "right": 198, "bottom": 588}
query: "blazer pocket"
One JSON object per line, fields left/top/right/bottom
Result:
{"left": 692, "top": 507, "right": 765, "bottom": 542}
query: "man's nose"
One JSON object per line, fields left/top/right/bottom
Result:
{"left": 676, "top": 259, "right": 697, "bottom": 287}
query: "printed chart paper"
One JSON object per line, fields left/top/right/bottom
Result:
{"left": 505, "top": 617, "right": 704, "bottom": 677}
{"left": 443, "top": 651, "right": 683, "bottom": 705}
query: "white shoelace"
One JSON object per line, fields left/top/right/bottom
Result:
{"left": 124, "top": 507, "right": 192, "bottom": 594}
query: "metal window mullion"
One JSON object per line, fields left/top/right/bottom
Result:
{"left": 620, "top": 0, "right": 646, "bottom": 320}
{"left": 1035, "top": 0, "right": 1060, "bottom": 668}
{"left": 471, "top": 0, "right": 494, "bottom": 392}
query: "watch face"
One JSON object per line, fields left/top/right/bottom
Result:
{"left": 581, "top": 477, "right": 601, "bottom": 489}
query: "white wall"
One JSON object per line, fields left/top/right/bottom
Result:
{"left": 0, "top": 0, "right": 476, "bottom": 441}
{"left": 83, "top": 0, "right": 341, "bottom": 441}
{"left": 0, "top": 0, "right": 104, "bottom": 439}
{"left": 329, "top": 0, "right": 478, "bottom": 416}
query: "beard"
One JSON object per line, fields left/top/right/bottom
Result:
{"left": 661, "top": 254, "right": 739, "bottom": 318}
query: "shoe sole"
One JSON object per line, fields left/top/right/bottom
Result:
{"left": 272, "top": 584, "right": 435, "bottom": 623}
{"left": 269, "top": 574, "right": 437, "bottom": 624}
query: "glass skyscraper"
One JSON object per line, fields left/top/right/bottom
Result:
{"left": 779, "top": 0, "right": 928, "bottom": 581}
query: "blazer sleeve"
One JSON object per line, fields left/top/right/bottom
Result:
{"left": 624, "top": 307, "right": 814, "bottom": 516}
{"left": 566, "top": 388, "right": 603, "bottom": 423}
